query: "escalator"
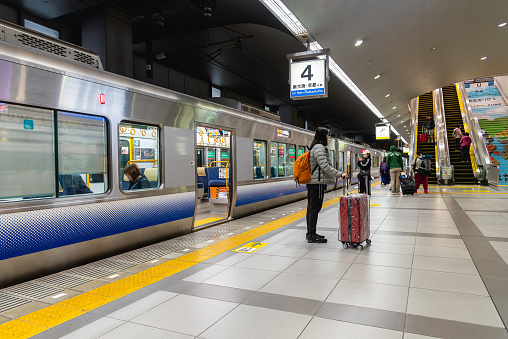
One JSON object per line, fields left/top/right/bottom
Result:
{"left": 416, "top": 92, "right": 437, "bottom": 184}
{"left": 442, "top": 85, "right": 476, "bottom": 184}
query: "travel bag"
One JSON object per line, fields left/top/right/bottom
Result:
{"left": 339, "top": 193, "right": 370, "bottom": 250}
{"left": 419, "top": 133, "right": 427, "bottom": 142}
{"left": 400, "top": 175, "right": 416, "bottom": 195}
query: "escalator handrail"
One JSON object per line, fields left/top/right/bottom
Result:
{"left": 434, "top": 88, "right": 451, "bottom": 180}
{"left": 456, "top": 83, "right": 491, "bottom": 175}
{"left": 409, "top": 97, "right": 419, "bottom": 177}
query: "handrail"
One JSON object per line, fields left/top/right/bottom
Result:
{"left": 209, "top": 161, "right": 230, "bottom": 189}
{"left": 434, "top": 88, "right": 452, "bottom": 183}
{"left": 456, "top": 83, "right": 490, "bottom": 181}
{"left": 127, "top": 159, "right": 158, "bottom": 168}
{"left": 408, "top": 97, "right": 418, "bottom": 177}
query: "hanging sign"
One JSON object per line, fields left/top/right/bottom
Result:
{"left": 287, "top": 49, "right": 330, "bottom": 100}
{"left": 376, "top": 124, "right": 391, "bottom": 140}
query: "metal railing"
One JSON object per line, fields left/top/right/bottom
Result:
{"left": 408, "top": 97, "right": 418, "bottom": 177}
{"left": 456, "top": 83, "right": 490, "bottom": 182}
{"left": 434, "top": 88, "right": 452, "bottom": 184}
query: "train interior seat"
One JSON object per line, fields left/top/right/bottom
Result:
{"left": 207, "top": 167, "right": 227, "bottom": 187}
{"left": 58, "top": 174, "right": 93, "bottom": 195}
{"left": 254, "top": 166, "right": 263, "bottom": 179}
{"left": 197, "top": 167, "right": 208, "bottom": 199}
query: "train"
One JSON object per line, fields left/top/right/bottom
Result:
{"left": 0, "top": 20, "right": 386, "bottom": 287}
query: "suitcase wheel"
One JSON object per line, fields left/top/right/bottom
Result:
{"left": 357, "top": 244, "right": 364, "bottom": 251}
{"left": 342, "top": 243, "right": 349, "bottom": 249}
{"left": 366, "top": 239, "right": 372, "bottom": 245}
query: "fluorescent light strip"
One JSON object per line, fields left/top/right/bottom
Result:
{"left": 260, "top": 0, "right": 385, "bottom": 121}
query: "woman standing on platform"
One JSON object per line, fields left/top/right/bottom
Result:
{"left": 357, "top": 150, "right": 372, "bottom": 195}
{"left": 306, "top": 127, "right": 348, "bottom": 243}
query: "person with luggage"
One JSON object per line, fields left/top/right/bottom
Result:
{"left": 425, "top": 115, "right": 435, "bottom": 143}
{"left": 452, "top": 124, "right": 463, "bottom": 151}
{"left": 387, "top": 145, "right": 404, "bottom": 195}
{"left": 357, "top": 150, "right": 372, "bottom": 195}
{"left": 412, "top": 153, "right": 432, "bottom": 194}
{"left": 379, "top": 157, "right": 389, "bottom": 187}
{"left": 460, "top": 132, "right": 472, "bottom": 162}
{"left": 306, "top": 127, "right": 348, "bottom": 243}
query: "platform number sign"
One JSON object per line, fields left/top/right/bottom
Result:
{"left": 290, "top": 59, "right": 327, "bottom": 99}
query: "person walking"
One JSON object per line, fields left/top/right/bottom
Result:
{"left": 452, "top": 124, "right": 463, "bottom": 151}
{"left": 387, "top": 145, "right": 404, "bottom": 194}
{"left": 306, "top": 127, "right": 348, "bottom": 243}
{"left": 380, "top": 157, "right": 389, "bottom": 187}
{"left": 412, "top": 153, "right": 432, "bottom": 194}
{"left": 425, "top": 115, "right": 435, "bottom": 143}
{"left": 460, "top": 132, "right": 472, "bottom": 162}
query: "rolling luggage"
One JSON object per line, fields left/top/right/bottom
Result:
{"left": 400, "top": 175, "right": 415, "bottom": 195}
{"left": 339, "top": 193, "right": 371, "bottom": 250}
{"left": 419, "top": 133, "right": 427, "bottom": 142}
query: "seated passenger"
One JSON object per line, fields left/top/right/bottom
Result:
{"left": 124, "top": 164, "right": 150, "bottom": 190}
{"left": 59, "top": 174, "right": 93, "bottom": 195}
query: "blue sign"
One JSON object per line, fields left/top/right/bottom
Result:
{"left": 291, "top": 88, "right": 325, "bottom": 97}
{"left": 23, "top": 119, "right": 34, "bottom": 130}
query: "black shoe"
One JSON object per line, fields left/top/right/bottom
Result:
{"left": 308, "top": 235, "right": 327, "bottom": 243}
{"left": 306, "top": 233, "right": 325, "bottom": 240}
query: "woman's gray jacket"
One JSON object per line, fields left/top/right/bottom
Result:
{"left": 308, "top": 144, "right": 342, "bottom": 184}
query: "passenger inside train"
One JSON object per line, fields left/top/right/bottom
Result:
{"left": 124, "top": 164, "right": 151, "bottom": 190}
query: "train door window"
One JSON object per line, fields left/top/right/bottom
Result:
{"left": 58, "top": 112, "right": 108, "bottom": 196}
{"left": 297, "top": 146, "right": 306, "bottom": 157}
{"left": 0, "top": 103, "right": 55, "bottom": 201}
{"left": 194, "top": 126, "right": 232, "bottom": 228}
{"left": 286, "top": 144, "right": 296, "bottom": 177}
{"left": 119, "top": 122, "right": 159, "bottom": 190}
{"left": 328, "top": 150, "right": 335, "bottom": 164}
{"left": 253, "top": 140, "right": 267, "bottom": 180}
{"left": 277, "top": 143, "right": 287, "bottom": 177}
{"left": 338, "top": 152, "right": 344, "bottom": 171}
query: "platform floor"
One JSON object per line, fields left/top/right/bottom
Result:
{"left": 2, "top": 183, "right": 508, "bottom": 338}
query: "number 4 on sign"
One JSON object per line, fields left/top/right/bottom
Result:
{"left": 301, "top": 65, "right": 313, "bottom": 81}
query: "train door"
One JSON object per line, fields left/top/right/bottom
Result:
{"left": 194, "top": 125, "right": 233, "bottom": 228}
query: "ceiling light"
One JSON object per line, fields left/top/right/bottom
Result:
{"left": 393, "top": 106, "right": 397, "bottom": 109}
{"left": 481, "top": 56, "right": 488, "bottom": 60}
{"left": 430, "top": 46, "right": 437, "bottom": 50}
{"left": 397, "top": 115, "right": 401, "bottom": 117}
{"left": 374, "top": 74, "right": 381, "bottom": 79}
{"left": 385, "top": 93, "right": 391, "bottom": 97}
{"left": 404, "top": 126, "right": 406, "bottom": 128}
{"left": 499, "top": 22, "right": 507, "bottom": 27}
{"left": 355, "top": 40, "right": 363, "bottom": 46}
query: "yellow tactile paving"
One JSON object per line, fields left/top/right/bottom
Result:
{"left": 2, "top": 186, "right": 366, "bottom": 338}
{"left": 18, "top": 305, "right": 85, "bottom": 328}
{"left": 194, "top": 217, "right": 223, "bottom": 227}
{"left": 58, "top": 293, "right": 116, "bottom": 312}
{"left": 0, "top": 319, "right": 47, "bottom": 338}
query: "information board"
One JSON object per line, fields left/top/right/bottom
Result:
{"left": 290, "top": 59, "right": 326, "bottom": 99}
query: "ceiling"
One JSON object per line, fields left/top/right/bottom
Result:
{"left": 3, "top": 0, "right": 508, "bottom": 146}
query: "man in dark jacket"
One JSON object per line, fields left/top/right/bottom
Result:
{"left": 387, "top": 145, "right": 404, "bottom": 194}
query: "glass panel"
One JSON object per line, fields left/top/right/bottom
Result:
{"left": 58, "top": 112, "right": 107, "bottom": 196}
{"left": 253, "top": 140, "right": 266, "bottom": 180}
{"left": 0, "top": 103, "right": 55, "bottom": 200}
{"left": 286, "top": 144, "right": 296, "bottom": 177}
{"left": 297, "top": 146, "right": 306, "bottom": 157}
{"left": 328, "top": 150, "right": 335, "bottom": 166}
{"left": 277, "top": 143, "right": 286, "bottom": 177}
{"left": 338, "top": 152, "right": 344, "bottom": 171}
{"left": 270, "top": 142, "right": 277, "bottom": 178}
{"left": 119, "top": 122, "right": 159, "bottom": 190}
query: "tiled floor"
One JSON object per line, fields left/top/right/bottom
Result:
{"left": 27, "top": 184, "right": 508, "bottom": 338}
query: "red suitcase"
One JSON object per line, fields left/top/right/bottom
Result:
{"left": 339, "top": 194, "right": 370, "bottom": 250}
{"left": 419, "top": 133, "right": 427, "bottom": 142}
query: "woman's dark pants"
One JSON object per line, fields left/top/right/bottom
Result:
{"left": 306, "top": 184, "right": 326, "bottom": 237}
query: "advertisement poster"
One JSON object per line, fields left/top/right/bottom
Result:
{"left": 465, "top": 81, "right": 508, "bottom": 184}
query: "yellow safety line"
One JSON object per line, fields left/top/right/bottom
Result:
{"left": 0, "top": 181, "right": 380, "bottom": 338}
{"left": 194, "top": 217, "right": 223, "bottom": 227}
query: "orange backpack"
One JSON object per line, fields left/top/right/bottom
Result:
{"left": 293, "top": 151, "right": 318, "bottom": 185}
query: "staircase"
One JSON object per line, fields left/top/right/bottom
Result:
{"left": 416, "top": 92, "right": 437, "bottom": 184}
{"left": 442, "top": 85, "right": 476, "bottom": 184}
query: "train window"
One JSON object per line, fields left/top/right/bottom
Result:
{"left": 58, "top": 112, "right": 108, "bottom": 196}
{"left": 119, "top": 122, "right": 160, "bottom": 190}
{"left": 328, "top": 150, "right": 335, "bottom": 164}
{"left": 297, "top": 146, "right": 306, "bottom": 157}
{"left": 253, "top": 140, "right": 267, "bottom": 180}
{"left": 0, "top": 103, "right": 55, "bottom": 201}
{"left": 270, "top": 142, "right": 294, "bottom": 178}
{"left": 338, "top": 152, "right": 344, "bottom": 171}
{"left": 373, "top": 155, "right": 379, "bottom": 168}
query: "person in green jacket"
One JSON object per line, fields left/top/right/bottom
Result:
{"left": 386, "top": 145, "right": 404, "bottom": 194}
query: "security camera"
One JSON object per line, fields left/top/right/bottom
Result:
{"left": 156, "top": 16, "right": 164, "bottom": 27}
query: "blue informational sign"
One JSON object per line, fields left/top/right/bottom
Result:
{"left": 291, "top": 88, "right": 325, "bottom": 97}
{"left": 23, "top": 119, "right": 34, "bottom": 130}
